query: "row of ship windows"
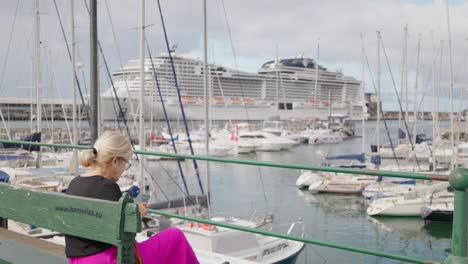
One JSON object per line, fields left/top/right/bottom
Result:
{"left": 157, "top": 60, "right": 199, "bottom": 66}
{"left": 119, "top": 88, "right": 359, "bottom": 97}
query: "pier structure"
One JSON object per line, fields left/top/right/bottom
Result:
{"left": 0, "top": 98, "right": 81, "bottom": 121}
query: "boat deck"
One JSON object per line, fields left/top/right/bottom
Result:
{"left": 0, "top": 228, "right": 67, "bottom": 264}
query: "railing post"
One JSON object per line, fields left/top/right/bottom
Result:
{"left": 0, "top": 177, "right": 8, "bottom": 229}
{"left": 445, "top": 168, "right": 468, "bottom": 264}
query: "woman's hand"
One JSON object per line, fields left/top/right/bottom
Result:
{"left": 138, "top": 202, "right": 149, "bottom": 217}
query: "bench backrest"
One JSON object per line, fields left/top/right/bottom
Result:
{"left": 0, "top": 182, "right": 141, "bottom": 264}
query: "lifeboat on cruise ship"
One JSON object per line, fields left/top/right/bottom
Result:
{"left": 212, "top": 97, "right": 225, "bottom": 104}
{"left": 289, "top": 117, "right": 303, "bottom": 122}
{"left": 305, "top": 116, "right": 320, "bottom": 121}
{"left": 230, "top": 97, "right": 242, "bottom": 104}
{"left": 182, "top": 96, "right": 198, "bottom": 104}
{"left": 307, "top": 100, "right": 320, "bottom": 106}
{"left": 243, "top": 98, "right": 255, "bottom": 105}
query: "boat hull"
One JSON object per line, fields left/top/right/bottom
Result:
{"left": 423, "top": 209, "right": 453, "bottom": 222}
{"left": 317, "top": 183, "right": 364, "bottom": 195}
{"left": 367, "top": 198, "right": 424, "bottom": 217}
{"left": 271, "top": 243, "right": 304, "bottom": 264}
{"left": 100, "top": 96, "right": 362, "bottom": 121}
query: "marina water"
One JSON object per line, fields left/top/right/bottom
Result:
{"left": 143, "top": 120, "right": 452, "bottom": 264}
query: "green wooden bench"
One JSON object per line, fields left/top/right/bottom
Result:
{"left": 0, "top": 182, "right": 141, "bottom": 264}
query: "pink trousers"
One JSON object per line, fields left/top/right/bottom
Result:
{"left": 69, "top": 227, "right": 199, "bottom": 264}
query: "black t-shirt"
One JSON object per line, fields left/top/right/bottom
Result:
{"left": 65, "top": 175, "right": 122, "bottom": 258}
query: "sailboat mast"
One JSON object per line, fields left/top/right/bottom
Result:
{"left": 446, "top": 0, "right": 455, "bottom": 167}
{"left": 431, "top": 34, "right": 437, "bottom": 173}
{"left": 34, "top": 0, "right": 42, "bottom": 168}
{"left": 90, "top": 0, "right": 98, "bottom": 143}
{"left": 139, "top": 0, "right": 146, "bottom": 193}
{"left": 203, "top": 0, "right": 211, "bottom": 215}
{"left": 376, "top": 31, "right": 381, "bottom": 156}
{"left": 313, "top": 39, "right": 320, "bottom": 113}
{"left": 437, "top": 40, "right": 444, "bottom": 141}
{"left": 399, "top": 25, "right": 407, "bottom": 132}
{"left": 404, "top": 28, "right": 409, "bottom": 148}
{"left": 360, "top": 33, "right": 365, "bottom": 154}
{"left": 276, "top": 45, "right": 279, "bottom": 106}
{"left": 413, "top": 35, "right": 421, "bottom": 152}
{"left": 71, "top": 0, "right": 79, "bottom": 174}
{"left": 464, "top": 38, "right": 468, "bottom": 134}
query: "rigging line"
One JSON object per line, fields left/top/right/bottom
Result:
{"left": 153, "top": 160, "right": 205, "bottom": 212}
{"left": 82, "top": 0, "right": 143, "bottom": 161}
{"left": 219, "top": 0, "right": 253, "bottom": 120}
{"left": 103, "top": 0, "right": 138, "bottom": 131}
{"left": 380, "top": 36, "right": 420, "bottom": 151}
{"left": 156, "top": 0, "right": 205, "bottom": 195}
{"left": 82, "top": 0, "right": 173, "bottom": 202}
{"left": 415, "top": 69, "right": 433, "bottom": 121}
{"left": 52, "top": 0, "right": 90, "bottom": 124}
{"left": 82, "top": 0, "right": 133, "bottom": 144}
{"left": 0, "top": 0, "right": 20, "bottom": 93}
{"left": 103, "top": 61, "right": 123, "bottom": 131}
{"left": 106, "top": 72, "right": 123, "bottom": 132}
{"left": 220, "top": 0, "right": 270, "bottom": 212}
{"left": 210, "top": 48, "right": 233, "bottom": 127}
{"left": 379, "top": 35, "right": 421, "bottom": 169}
{"left": 146, "top": 165, "right": 170, "bottom": 202}
{"left": 146, "top": 36, "right": 191, "bottom": 197}
{"left": 362, "top": 36, "right": 401, "bottom": 168}
{"left": 100, "top": 64, "right": 121, "bottom": 130}
{"left": 0, "top": 0, "right": 21, "bottom": 138}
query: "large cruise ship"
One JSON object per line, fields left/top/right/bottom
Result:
{"left": 101, "top": 53, "right": 366, "bottom": 121}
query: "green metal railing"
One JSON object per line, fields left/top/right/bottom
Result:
{"left": 1, "top": 139, "right": 467, "bottom": 264}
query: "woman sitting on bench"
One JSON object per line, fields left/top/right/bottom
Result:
{"left": 65, "top": 131, "right": 199, "bottom": 264}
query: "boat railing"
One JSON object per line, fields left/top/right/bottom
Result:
{"left": 0, "top": 139, "right": 466, "bottom": 264}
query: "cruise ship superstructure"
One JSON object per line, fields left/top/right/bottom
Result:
{"left": 101, "top": 53, "right": 365, "bottom": 121}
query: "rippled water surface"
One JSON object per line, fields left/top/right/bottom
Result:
{"left": 144, "top": 120, "right": 453, "bottom": 264}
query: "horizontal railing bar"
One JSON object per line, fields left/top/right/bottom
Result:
{"left": 135, "top": 149, "right": 448, "bottom": 181}
{"left": 0, "top": 139, "right": 448, "bottom": 182}
{"left": 148, "top": 209, "right": 436, "bottom": 264}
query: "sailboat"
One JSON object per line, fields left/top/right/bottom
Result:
{"left": 178, "top": 217, "right": 305, "bottom": 264}
{"left": 421, "top": 187, "right": 454, "bottom": 222}
{"left": 366, "top": 182, "right": 449, "bottom": 217}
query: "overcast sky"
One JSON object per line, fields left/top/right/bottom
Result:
{"left": 0, "top": 0, "right": 467, "bottom": 111}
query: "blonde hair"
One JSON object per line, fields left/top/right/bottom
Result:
{"left": 79, "top": 131, "right": 133, "bottom": 168}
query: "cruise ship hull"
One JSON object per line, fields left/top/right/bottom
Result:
{"left": 100, "top": 97, "right": 363, "bottom": 121}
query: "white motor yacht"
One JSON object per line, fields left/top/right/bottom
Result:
{"left": 314, "top": 173, "right": 376, "bottom": 194}
{"left": 307, "top": 129, "right": 343, "bottom": 145}
{"left": 177, "top": 217, "right": 305, "bottom": 264}
{"left": 422, "top": 188, "right": 454, "bottom": 222}
{"left": 295, "top": 170, "right": 322, "bottom": 189}
{"left": 238, "top": 131, "right": 283, "bottom": 152}
{"left": 366, "top": 182, "right": 449, "bottom": 217}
